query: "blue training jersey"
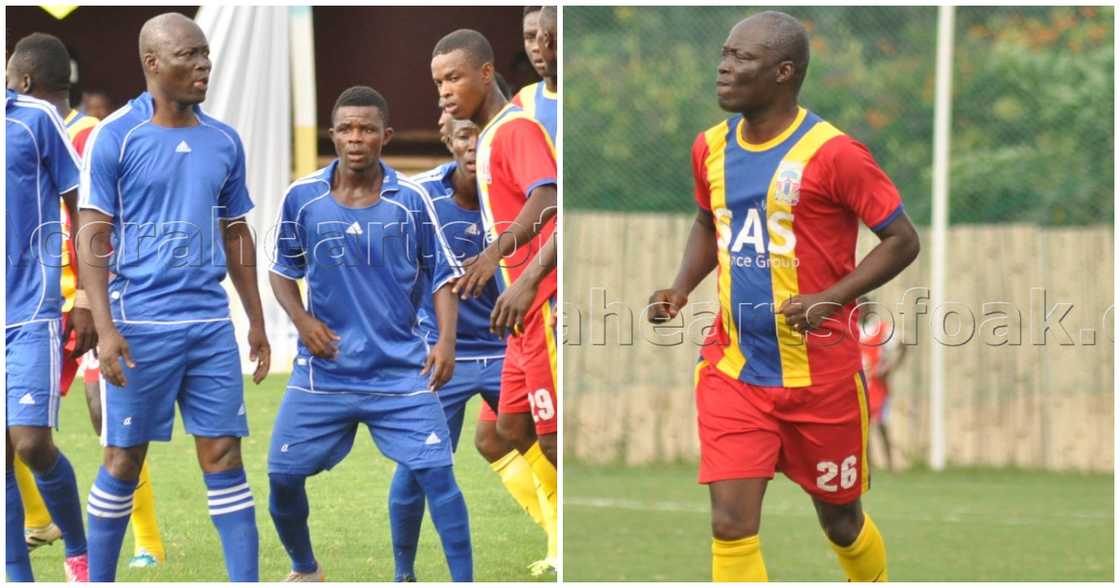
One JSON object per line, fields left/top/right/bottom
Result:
{"left": 6, "top": 90, "right": 82, "bottom": 327}
{"left": 271, "top": 160, "right": 462, "bottom": 394}
{"left": 78, "top": 92, "right": 254, "bottom": 324}
{"left": 411, "top": 162, "right": 506, "bottom": 360}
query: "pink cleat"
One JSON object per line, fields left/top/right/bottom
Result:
{"left": 64, "top": 553, "right": 89, "bottom": 582}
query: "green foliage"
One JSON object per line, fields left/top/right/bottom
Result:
{"left": 564, "top": 6, "right": 1114, "bottom": 226}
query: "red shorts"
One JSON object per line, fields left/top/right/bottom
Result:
{"left": 498, "top": 298, "right": 557, "bottom": 435}
{"left": 695, "top": 361, "right": 871, "bottom": 505}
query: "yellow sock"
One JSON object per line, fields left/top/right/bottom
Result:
{"left": 14, "top": 457, "right": 52, "bottom": 529}
{"left": 491, "top": 450, "right": 545, "bottom": 528}
{"left": 523, "top": 442, "right": 558, "bottom": 561}
{"left": 829, "top": 512, "right": 888, "bottom": 582}
{"left": 712, "top": 535, "right": 767, "bottom": 582}
{"left": 130, "top": 459, "right": 165, "bottom": 561}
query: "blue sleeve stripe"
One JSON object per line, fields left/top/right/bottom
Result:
{"left": 524, "top": 177, "right": 557, "bottom": 198}
{"left": 401, "top": 178, "right": 463, "bottom": 275}
{"left": 870, "top": 203, "right": 905, "bottom": 232}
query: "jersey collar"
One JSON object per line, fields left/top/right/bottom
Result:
{"left": 324, "top": 159, "right": 402, "bottom": 195}
{"left": 131, "top": 91, "right": 203, "bottom": 120}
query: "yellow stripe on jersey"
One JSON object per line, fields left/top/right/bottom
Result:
{"left": 766, "top": 120, "right": 843, "bottom": 387}
{"left": 60, "top": 110, "right": 100, "bottom": 312}
{"left": 516, "top": 83, "right": 538, "bottom": 120}
{"left": 853, "top": 372, "right": 870, "bottom": 493}
{"left": 703, "top": 121, "right": 746, "bottom": 380}
{"left": 541, "top": 298, "right": 557, "bottom": 384}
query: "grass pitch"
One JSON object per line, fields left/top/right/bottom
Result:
{"left": 564, "top": 461, "right": 1113, "bottom": 581}
{"left": 27, "top": 374, "right": 549, "bottom": 581}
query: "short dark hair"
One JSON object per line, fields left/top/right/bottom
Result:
{"left": 432, "top": 29, "right": 494, "bottom": 68}
{"left": 522, "top": 6, "right": 542, "bottom": 17}
{"left": 10, "top": 33, "right": 71, "bottom": 93}
{"left": 332, "top": 85, "right": 389, "bottom": 125}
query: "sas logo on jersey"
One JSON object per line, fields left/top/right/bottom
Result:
{"left": 774, "top": 161, "right": 803, "bottom": 206}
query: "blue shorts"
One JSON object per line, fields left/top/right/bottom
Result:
{"left": 100, "top": 320, "right": 247, "bottom": 447}
{"left": 439, "top": 357, "right": 502, "bottom": 451}
{"left": 6, "top": 319, "right": 63, "bottom": 428}
{"left": 268, "top": 387, "right": 453, "bottom": 476}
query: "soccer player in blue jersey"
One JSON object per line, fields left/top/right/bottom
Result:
{"left": 389, "top": 115, "right": 548, "bottom": 580}
{"left": 6, "top": 84, "right": 94, "bottom": 581}
{"left": 267, "top": 86, "right": 472, "bottom": 582}
{"left": 76, "top": 13, "right": 271, "bottom": 582}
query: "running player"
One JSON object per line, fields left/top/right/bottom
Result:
{"left": 267, "top": 86, "right": 472, "bottom": 582}
{"left": 857, "top": 297, "right": 905, "bottom": 472}
{"left": 6, "top": 34, "right": 94, "bottom": 582}
{"left": 6, "top": 32, "right": 167, "bottom": 569}
{"left": 77, "top": 13, "right": 270, "bottom": 582}
{"left": 432, "top": 28, "right": 559, "bottom": 573}
{"left": 647, "top": 11, "right": 920, "bottom": 582}
{"left": 390, "top": 114, "right": 549, "bottom": 580}
{"left": 512, "top": 6, "right": 557, "bottom": 142}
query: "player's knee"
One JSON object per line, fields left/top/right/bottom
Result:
{"left": 473, "top": 425, "right": 510, "bottom": 462}
{"left": 196, "top": 437, "right": 243, "bottom": 472}
{"left": 104, "top": 447, "right": 145, "bottom": 481}
{"left": 818, "top": 504, "right": 864, "bottom": 547}
{"left": 413, "top": 466, "right": 462, "bottom": 504}
{"left": 268, "top": 473, "right": 307, "bottom": 517}
{"left": 537, "top": 434, "right": 557, "bottom": 464}
{"left": 10, "top": 428, "right": 57, "bottom": 472}
{"left": 710, "top": 505, "right": 759, "bottom": 540}
{"left": 496, "top": 415, "right": 534, "bottom": 451}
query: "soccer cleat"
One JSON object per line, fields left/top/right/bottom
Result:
{"left": 64, "top": 553, "right": 89, "bottom": 582}
{"left": 528, "top": 558, "right": 558, "bottom": 577}
{"left": 284, "top": 563, "right": 325, "bottom": 582}
{"left": 25, "top": 523, "right": 62, "bottom": 551}
{"left": 128, "top": 549, "right": 161, "bottom": 569}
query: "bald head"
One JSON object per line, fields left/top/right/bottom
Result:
{"left": 730, "top": 11, "right": 809, "bottom": 88}
{"left": 139, "top": 12, "right": 204, "bottom": 66}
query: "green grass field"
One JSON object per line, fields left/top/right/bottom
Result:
{"left": 26, "top": 374, "right": 549, "bottom": 582}
{"left": 564, "top": 461, "right": 1113, "bottom": 581}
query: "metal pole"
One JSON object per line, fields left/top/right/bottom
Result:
{"left": 929, "top": 5, "right": 955, "bottom": 471}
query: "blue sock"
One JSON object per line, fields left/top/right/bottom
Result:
{"left": 388, "top": 464, "right": 426, "bottom": 580}
{"left": 414, "top": 466, "right": 472, "bottom": 582}
{"left": 6, "top": 470, "right": 33, "bottom": 581}
{"left": 267, "top": 473, "right": 317, "bottom": 574}
{"left": 86, "top": 466, "right": 137, "bottom": 581}
{"left": 204, "top": 468, "right": 259, "bottom": 582}
{"left": 33, "top": 452, "right": 87, "bottom": 557}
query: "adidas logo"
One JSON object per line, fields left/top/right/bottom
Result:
{"left": 346, "top": 221, "right": 363, "bottom": 236}
{"left": 425, "top": 432, "right": 442, "bottom": 445}
{"left": 237, "top": 403, "right": 246, "bottom": 416}
{"left": 175, "top": 140, "right": 191, "bottom": 153}
{"left": 465, "top": 223, "right": 480, "bottom": 236}
{"left": 18, "top": 393, "right": 35, "bottom": 405}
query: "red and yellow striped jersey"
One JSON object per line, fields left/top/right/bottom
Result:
{"left": 511, "top": 81, "right": 557, "bottom": 143}
{"left": 476, "top": 103, "right": 557, "bottom": 315}
{"left": 692, "top": 107, "right": 903, "bottom": 388}
{"left": 59, "top": 109, "right": 98, "bottom": 311}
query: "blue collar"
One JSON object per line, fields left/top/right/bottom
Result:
{"left": 129, "top": 91, "right": 204, "bottom": 119}
{"left": 323, "top": 159, "right": 401, "bottom": 195}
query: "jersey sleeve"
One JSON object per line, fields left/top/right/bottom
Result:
{"left": 38, "top": 110, "right": 81, "bottom": 195}
{"left": 691, "top": 132, "right": 712, "bottom": 211}
{"left": 217, "top": 131, "right": 254, "bottom": 220}
{"left": 501, "top": 119, "right": 557, "bottom": 198}
{"left": 826, "top": 137, "right": 904, "bottom": 232}
{"left": 71, "top": 126, "right": 93, "bottom": 157}
{"left": 78, "top": 126, "right": 121, "bottom": 216}
{"left": 270, "top": 191, "right": 307, "bottom": 280}
{"left": 413, "top": 188, "right": 463, "bottom": 293}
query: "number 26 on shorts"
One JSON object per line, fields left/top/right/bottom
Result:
{"left": 527, "top": 388, "right": 555, "bottom": 423}
{"left": 816, "top": 455, "right": 858, "bottom": 492}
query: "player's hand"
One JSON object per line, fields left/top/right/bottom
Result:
{"left": 247, "top": 323, "right": 271, "bottom": 385}
{"left": 452, "top": 250, "right": 500, "bottom": 300}
{"left": 648, "top": 288, "right": 689, "bottom": 323}
{"left": 97, "top": 328, "right": 135, "bottom": 387}
{"left": 778, "top": 291, "right": 842, "bottom": 335}
{"left": 66, "top": 308, "right": 98, "bottom": 359}
{"left": 422, "top": 339, "right": 455, "bottom": 391}
{"left": 491, "top": 276, "right": 537, "bottom": 338}
{"left": 294, "top": 314, "right": 341, "bottom": 360}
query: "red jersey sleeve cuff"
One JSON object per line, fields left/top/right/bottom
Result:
{"left": 870, "top": 203, "right": 905, "bottom": 232}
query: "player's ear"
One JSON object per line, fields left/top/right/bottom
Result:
{"left": 480, "top": 62, "right": 494, "bottom": 86}
{"left": 776, "top": 60, "right": 794, "bottom": 84}
{"left": 382, "top": 126, "right": 394, "bottom": 147}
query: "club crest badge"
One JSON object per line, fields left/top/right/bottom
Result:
{"left": 774, "top": 161, "right": 803, "bottom": 206}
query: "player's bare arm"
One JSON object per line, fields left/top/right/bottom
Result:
{"left": 649, "top": 209, "right": 718, "bottom": 323}
{"left": 453, "top": 184, "right": 556, "bottom": 299}
{"left": 61, "top": 187, "right": 97, "bottom": 358}
{"left": 491, "top": 231, "right": 555, "bottom": 338}
{"left": 77, "top": 208, "right": 133, "bottom": 387}
{"left": 779, "top": 213, "right": 920, "bottom": 333}
{"left": 268, "top": 271, "right": 340, "bottom": 360}
{"left": 422, "top": 284, "right": 459, "bottom": 391}
{"left": 222, "top": 218, "right": 271, "bottom": 383}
